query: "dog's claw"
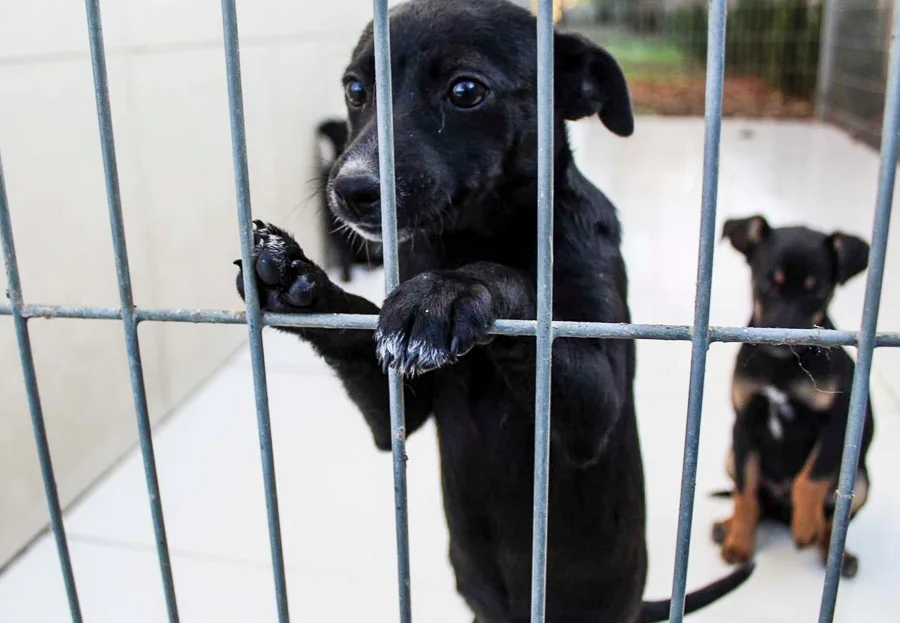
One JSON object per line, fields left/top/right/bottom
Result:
{"left": 403, "top": 352, "right": 418, "bottom": 376}
{"left": 375, "top": 273, "right": 495, "bottom": 378}
{"left": 795, "top": 539, "right": 813, "bottom": 550}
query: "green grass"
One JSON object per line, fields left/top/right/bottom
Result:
{"left": 561, "top": 26, "right": 698, "bottom": 80}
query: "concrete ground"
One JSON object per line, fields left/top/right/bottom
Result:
{"left": 1, "top": 117, "right": 898, "bottom": 622}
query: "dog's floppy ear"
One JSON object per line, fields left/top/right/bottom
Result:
{"left": 827, "top": 232, "right": 869, "bottom": 284}
{"left": 317, "top": 120, "right": 349, "bottom": 155}
{"left": 554, "top": 33, "right": 633, "bottom": 136}
{"left": 722, "top": 215, "right": 770, "bottom": 258}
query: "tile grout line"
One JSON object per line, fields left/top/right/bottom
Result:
{"left": 64, "top": 533, "right": 299, "bottom": 574}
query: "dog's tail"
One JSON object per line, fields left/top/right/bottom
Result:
{"left": 638, "top": 562, "right": 755, "bottom": 623}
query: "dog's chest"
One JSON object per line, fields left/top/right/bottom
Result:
{"left": 760, "top": 385, "right": 794, "bottom": 440}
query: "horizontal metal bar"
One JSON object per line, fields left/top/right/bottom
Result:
{"left": 819, "top": 0, "right": 900, "bottom": 617}
{"left": 83, "top": 1, "right": 179, "bottom": 618}
{"left": 0, "top": 153, "right": 83, "bottom": 623}
{"left": 2, "top": 304, "right": 900, "bottom": 347}
{"left": 219, "top": 0, "right": 289, "bottom": 619}
{"left": 670, "top": 0, "right": 728, "bottom": 619}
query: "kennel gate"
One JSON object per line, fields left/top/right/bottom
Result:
{"left": 1, "top": 0, "right": 899, "bottom": 621}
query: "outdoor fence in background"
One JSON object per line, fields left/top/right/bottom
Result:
{"left": 1, "top": 1, "right": 899, "bottom": 623}
{"left": 560, "top": 0, "right": 894, "bottom": 137}
{"left": 818, "top": 0, "right": 894, "bottom": 147}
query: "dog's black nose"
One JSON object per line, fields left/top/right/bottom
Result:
{"left": 333, "top": 174, "right": 381, "bottom": 216}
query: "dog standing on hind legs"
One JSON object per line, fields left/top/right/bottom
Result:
{"left": 236, "top": 1, "right": 753, "bottom": 620}
{"left": 714, "top": 214, "right": 875, "bottom": 579}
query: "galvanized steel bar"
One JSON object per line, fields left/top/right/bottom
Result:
{"left": 0, "top": 155, "right": 83, "bottom": 623}
{"left": 219, "top": 1, "right": 289, "bottom": 620}
{"left": 669, "top": 1, "right": 727, "bottom": 620}
{"left": 530, "top": 1, "right": 555, "bottom": 621}
{"left": 818, "top": 0, "right": 900, "bottom": 619}
{"left": 3, "top": 303, "right": 900, "bottom": 347}
{"left": 83, "top": 1, "right": 179, "bottom": 619}
{"left": 371, "top": 0, "right": 413, "bottom": 619}
{"left": 815, "top": 0, "right": 840, "bottom": 120}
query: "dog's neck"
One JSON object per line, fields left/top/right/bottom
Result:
{"left": 747, "top": 312, "right": 837, "bottom": 360}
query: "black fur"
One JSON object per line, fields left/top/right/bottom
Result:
{"left": 717, "top": 215, "right": 875, "bottom": 579}
{"left": 317, "top": 119, "right": 383, "bottom": 282}
{"left": 236, "top": 1, "right": 752, "bottom": 620}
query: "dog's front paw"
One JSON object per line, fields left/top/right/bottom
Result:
{"left": 235, "top": 221, "right": 329, "bottom": 312}
{"left": 713, "top": 517, "right": 755, "bottom": 564}
{"left": 375, "top": 272, "right": 495, "bottom": 376}
{"left": 791, "top": 479, "right": 830, "bottom": 549}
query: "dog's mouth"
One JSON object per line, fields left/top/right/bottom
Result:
{"left": 338, "top": 217, "right": 414, "bottom": 244}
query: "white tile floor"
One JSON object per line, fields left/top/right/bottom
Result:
{"left": 2, "top": 118, "right": 899, "bottom": 622}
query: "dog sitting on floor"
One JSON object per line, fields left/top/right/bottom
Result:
{"left": 235, "top": 1, "right": 753, "bottom": 620}
{"left": 317, "top": 119, "right": 383, "bottom": 282}
{"left": 713, "top": 214, "right": 875, "bottom": 579}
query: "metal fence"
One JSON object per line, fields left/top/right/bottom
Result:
{"left": 560, "top": 0, "right": 824, "bottom": 118}
{"left": 1, "top": 0, "right": 899, "bottom": 622}
{"left": 817, "top": 0, "right": 894, "bottom": 148}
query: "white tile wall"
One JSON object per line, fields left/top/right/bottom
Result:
{"left": 0, "top": 0, "right": 380, "bottom": 566}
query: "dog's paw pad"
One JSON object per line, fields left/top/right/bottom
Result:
{"left": 234, "top": 221, "right": 324, "bottom": 311}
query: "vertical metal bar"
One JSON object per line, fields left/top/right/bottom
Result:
{"left": 83, "top": 2, "right": 179, "bottom": 619}
{"left": 0, "top": 155, "right": 83, "bottom": 623}
{"left": 219, "top": 2, "right": 289, "bottom": 620}
{"left": 815, "top": 0, "right": 839, "bottom": 120}
{"left": 371, "top": 1, "right": 413, "bottom": 620}
{"left": 530, "top": 0, "right": 555, "bottom": 621}
{"left": 818, "top": 1, "right": 900, "bottom": 619}
{"left": 668, "top": 1, "right": 727, "bottom": 621}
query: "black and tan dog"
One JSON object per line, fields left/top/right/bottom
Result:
{"left": 714, "top": 214, "right": 875, "bottom": 578}
{"left": 236, "top": 1, "right": 752, "bottom": 620}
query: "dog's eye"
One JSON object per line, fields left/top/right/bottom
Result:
{"left": 344, "top": 80, "right": 367, "bottom": 107}
{"left": 448, "top": 79, "right": 488, "bottom": 109}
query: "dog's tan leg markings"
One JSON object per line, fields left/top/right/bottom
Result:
{"left": 791, "top": 446, "right": 834, "bottom": 548}
{"left": 716, "top": 453, "right": 760, "bottom": 564}
{"left": 731, "top": 376, "right": 759, "bottom": 412}
{"left": 725, "top": 448, "right": 736, "bottom": 482}
{"left": 789, "top": 376, "right": 840, "bottom": 412}
{"left": 851, "top": 469, "right": 869, "bottom": 515}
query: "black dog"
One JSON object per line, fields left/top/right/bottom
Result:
{"left": 236, "top": 1, "right": 752, "bottom": 620}
{"left": 317, "top": 119, "right": 383, "bottom": 282}
{"left": 713, "top": 215, "right": 874, "bottom": 579}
